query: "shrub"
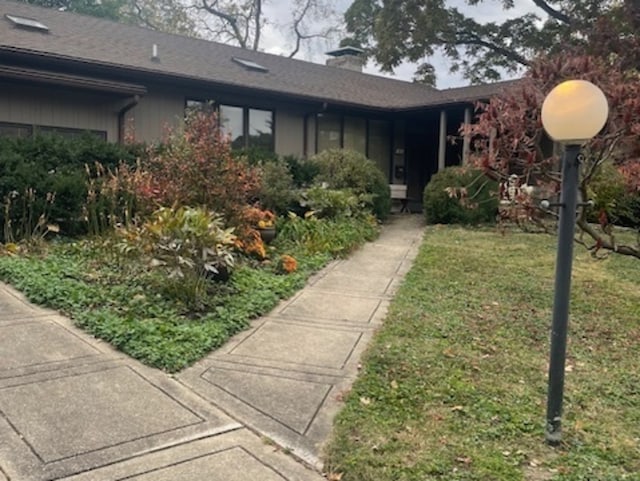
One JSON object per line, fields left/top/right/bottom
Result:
{"left": 234, "top": 146, "right": 279, "bottom": 165}
{"left": 84, "top": 161, "right": 144, "bottom": 236}
{"left": 277, "top": 254, "right": 298, "bottom": 274}
{"left": 128, "top": 111, "right": 262, "bottom": 225}
{"left": 311, "top": 149, "right": 391, "bottom": 220}
{"left": 588, "top": 163, "right": 640, "bottom": 228}
{"left": 299, "top": 186, "right": 364, "bottom": 219}
{"left": 0, "top": 134, "right": 137, "bottom": 241}
{"left": 423, "top": 167, "right": 499, "bottom": 225}
{"left": 283, "top": 155, "right": 320, "bottom": 188}
{"left": 120, "top": 206, "right": 237, "bottom": 308}
{"left": 275, "top": 212, "right": 378, "bottom": 257}
{"left": 257, "top": 160, "right": 297, "bottom": 214}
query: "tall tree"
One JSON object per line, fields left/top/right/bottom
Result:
{"left": 343, "top": 0, "right": 622, "bottom": 85}
{"left": 123, "top": 0, "right": 195, "bottom": 35}
{"left": 18, "top": 0, "right": 195, "bottom": 34}
{"left": 22, "top": 0, "right": 340, "bottom": 58}
{"left": 192, "top": 0, "right": 340, "bottom": 57}
{"left": 18, "top": 0, "right": 126, "bottom": 20}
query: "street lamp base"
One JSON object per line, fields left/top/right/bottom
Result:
{"left": 545, "top": 419, "right": 562, "bottom": 445}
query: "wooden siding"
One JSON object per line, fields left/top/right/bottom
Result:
{"left": 0, "top": 82, "right": 118, "bottom": 140}
{"left": 274, "top": 109, "right": 305, "bottom": 157}
{"left": 125, "top": 88, "right": 185, "bottom": 142}
{"left": 305, "top": 114, "right": 317, "bottom": 156}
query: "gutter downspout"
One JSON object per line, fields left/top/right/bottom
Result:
{"left": 117, "top": 95, "right": 140, "bottom": 144}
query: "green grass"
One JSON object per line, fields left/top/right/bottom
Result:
{"left": 0, "top": 216, "right": 378, "bottom": 372}
{"left": 324, "top": 226, "right": 640, "bottom": 481}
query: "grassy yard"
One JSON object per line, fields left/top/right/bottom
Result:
{"left": 325, "top": 226, "right": 640, "bottom": 481}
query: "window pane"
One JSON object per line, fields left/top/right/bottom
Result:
{"left": 186, "top": 98, "right": 215, "bottom": 114}
{"left": 248, "top": 109, "right": 273, "bottom": 151}
{"left": 37, "top": 126, "right": 106, "bottom": 140}
{"left": 317, "top": 114, "right": 341, "bottom": 152}
{"left": 368, "top": 120, "right": 391, "bottom": 180}
{"left": 220, "top": 105, "right": 244, "bottom": 149}
{"left": 343, "top": 117, "right": 366, "bottom": 154}
{"left": 0, "top": 122, "right": 32, "bottom": 138}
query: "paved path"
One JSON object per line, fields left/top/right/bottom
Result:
{"left": 0, "top": 214, "right": 424, "bottom": 481}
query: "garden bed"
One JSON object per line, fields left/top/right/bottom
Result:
{"left": 0, "top": 215, "right": 378, "bottom": 372}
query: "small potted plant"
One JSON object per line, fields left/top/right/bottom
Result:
{"left": 243, "top": 206, "right": 277, "bottom": 243}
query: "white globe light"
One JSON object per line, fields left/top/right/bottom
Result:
{"left": 541, "top": 80, "right": 609, "bottom": 144}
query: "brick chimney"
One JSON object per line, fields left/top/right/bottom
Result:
{"left": 325, "top": 46, "right": 365, "bottom": 72}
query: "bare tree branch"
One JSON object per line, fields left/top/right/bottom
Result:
{"left": 456, "top": 33, "right": 532, "bottom": 67}
{"left": 289, "top": 0, "right": 313, "bottom": 58}
{"left": 531, "top": 0, "right": 573, "bottom": 24}
{"left": 287, "top": 0, "right": 339, "bottom": 57}
{"left": 200, "top": 0, "right": 247, "bottom": 49}
{"left": 129, "top": 1, "right": 160, "bottom": 30}
{"left": 577, "top": 218, "right": 640, "bottom": 259}
{"left": 252, "top": 0, "right": 261, "bottom": 51}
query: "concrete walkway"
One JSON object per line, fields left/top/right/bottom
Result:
{"left": 0, "top": 214, "right": 424, "bottom": 481}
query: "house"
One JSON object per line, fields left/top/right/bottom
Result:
{"left": 0, "top": 0, "right": 517, "bottom": 201}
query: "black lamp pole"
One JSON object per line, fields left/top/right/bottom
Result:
{"left": 545, "top": 143, "right": 581, "bottom": 444}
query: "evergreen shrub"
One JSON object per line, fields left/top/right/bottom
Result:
{"left": 0, "top": 134, "right": 137, "bottom": 240}
{"left": 423, "top": 166, "right": 498, "bottom": 225}
{"left": 311, "top": 149, "right": 391, "bottom": 220}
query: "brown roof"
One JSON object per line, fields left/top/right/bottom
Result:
{"left": 0, "top": 0, "right": 514, "bottom": 110}
{"left": 436, "top": 79, "right": 524, "bottom": 105}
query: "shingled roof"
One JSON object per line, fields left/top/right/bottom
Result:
{"left": 0, "top": 0, "right": 518, "bottom": 110}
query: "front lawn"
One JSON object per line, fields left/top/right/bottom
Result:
{"left": 325, "top": 226, "right": 640, "bottom": 481}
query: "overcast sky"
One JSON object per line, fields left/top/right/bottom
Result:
{"left": 258, "top": 0, "right": 540, "bottom": 89}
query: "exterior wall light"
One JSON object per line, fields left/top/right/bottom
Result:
{"left": 540, "top": 79, "right": 609, "bottom": 445}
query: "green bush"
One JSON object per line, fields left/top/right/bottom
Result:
{"left": 233, "top": 146, "right": 279, "bottom": 166}
{"left": 311, "top": 149, "right": 391, "bottom": 220}
{"left": 0, "top": 134, "right": 137, "bottom": 241}
{"left": 120, "top": 206, "right": 237, "bottom": 308}
{"left": 300, "top": 186, "right": 364, "bottom": 219}
{"left": 283, "top": 155, "right": 320, "bottom": 188}
{"left": 257, "top": 159, "right": 297, "bottom": 214}
{"left": 423, "top": 167, "right": 498, "bottom": 225}
{"left": 275, "top": 213, "right": 378, "bottom": 257}
{"left": 588, "top": 163, "right": 639, "bottom": 228}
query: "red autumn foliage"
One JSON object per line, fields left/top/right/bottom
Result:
{"left": 465, "top": 54, "right": 640, "bottom": 258}
{"left": 132, "top": 110, "right": 262, "bottom": 226}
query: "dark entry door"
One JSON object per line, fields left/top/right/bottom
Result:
{"left": 405, "top": 116, "right": 439, "bottom": 203}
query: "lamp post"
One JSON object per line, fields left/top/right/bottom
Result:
{"left": 540, "top": 80, "right": 609, "bottom": 444}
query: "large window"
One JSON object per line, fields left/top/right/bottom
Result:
{"left": 38, "top": 126, "right": 107, "bottom": 140}
{"left": 185, "top": 99, "right": 274, "bottom": 152}
{"left": 367, "top": 120, "right": 391, "bottom": 178}
{"left": 218, "top": 104, "right": 273, "bottom": 151}
{"left": 248, "top": 108, "right": 274, "bottom": 150}
{"left": 317, "top": 114, "right": 341, "bottom": 151}
{"left": 343, "top": 117, "right": 367, "bottom": 154}
{"left": 219, "top": 105, "right": 245, "bottom": 149}
{"left": 0, "top": 122, "right": 32, "bottom": 138}
{"left": 0, "top": 121, "right": 105, "bottom": 140}
{"left": 185, "top": 98, "right": 215, "bottom": 114}
{"left": 316, "top": 114, "right": 391, "bottom": 178}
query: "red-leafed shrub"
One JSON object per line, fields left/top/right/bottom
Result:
{"left": 465, "top": 54, "right": 640, "bottom": 258}
{"left": 132, "top": 111, "right": 262, "bottom": 225}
